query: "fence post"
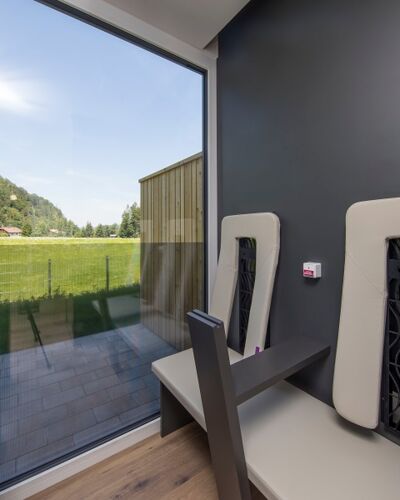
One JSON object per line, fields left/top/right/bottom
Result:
{"left": 48, "top": 259, "right": 52, "bottom": 297}
{"left": 106, "top": 256, "right": 110, "bottom": 292}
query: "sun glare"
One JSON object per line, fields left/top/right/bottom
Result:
{"left": 0, "top": 78, "right": 32, "bottom": 113}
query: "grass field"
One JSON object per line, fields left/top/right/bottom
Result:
{"left": 0, "top": 238, "right": 140, "bottom": 303}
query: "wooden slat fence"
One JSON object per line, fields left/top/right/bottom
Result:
{"left": 139, "top": 153, "right": 204, "bottom": 350}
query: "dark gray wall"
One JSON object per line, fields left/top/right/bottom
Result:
{"left": 218, "top": 0, "right": 400, "bottom": 405}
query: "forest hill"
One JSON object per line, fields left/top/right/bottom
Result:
{"left": 0, "top": 176, "right": 140, "bottom": 238}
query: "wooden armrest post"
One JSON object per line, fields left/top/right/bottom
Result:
{"left": 187, "top": 311, "right": 252, "bottom": 500}
{"left": 188, "top": 309, "right": 330, "bottom": 500}
{"left": 160, "top": 383, "right": 194, "bottom": 437}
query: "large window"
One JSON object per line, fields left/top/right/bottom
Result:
{"left": 0, "top": 0, "right": 204, "bottom": 488}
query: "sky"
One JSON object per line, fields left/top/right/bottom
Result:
{"left": 0, "top": 0, "right": 203, "bottom": 226}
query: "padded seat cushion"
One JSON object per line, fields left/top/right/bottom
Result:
{"left": 153, "top": 347, "right": 242, "bottom": 426}
{"left": 153, "top": 353, "right": 400, "bottom": 500}
{"left": 240, "top": 383, "right": 400, "bottom": 500}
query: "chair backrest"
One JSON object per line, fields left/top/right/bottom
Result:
{"left": 209, "top": 213, "right": 280, "bottom": 358}
{"left": 333, "top": 198, "right": 400, "bottom": 428}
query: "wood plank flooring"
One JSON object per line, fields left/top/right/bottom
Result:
{"left": 30, "top": 423, "right": 265, "bottom": 499}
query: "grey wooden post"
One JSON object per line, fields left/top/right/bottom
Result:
{"left": 48, "top": 259, "right": 52, "bottom": 297}
{"left": 160, "top": 383, "right": 194, "bottom": 437}
{"left": 187, "top": 311, "right": 251, "bottom": 500}
{"left": 105, "top": 256, "right": 110, "bottom": 292}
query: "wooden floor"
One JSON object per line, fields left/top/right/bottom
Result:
{"left": 31, "top": 423, "right": 265, "bottom": 500}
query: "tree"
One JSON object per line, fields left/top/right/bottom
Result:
{"left": 22, "top": 222, "right": 32, "bottom": 237}
{"left": 32, "top": 220, "right": 48, "bottom": 237}
{"left": 83, "top": 222, "right": 94, "bottom": 238}
{"left": 0, "top": 176, "right": 80, "bottom": 238}
{"left": 110, "top": 223, "right": 119, "bottom": 236}
{"left": 129, "top": 202, "right": 141, "bottom": 238}
{"left": 95, "top": 224, "right": 105, "bottom": 237}
{"left": 102, "top": 225, "right": 111, "bottom": 237}
{"left": 102, "top": 224, "right": 117, "bottom": 237}
{"left": 5, "top": 207, "right": 23, "bottom": 227}
{"left": 119, "top": 207, "right": 133, "bottom": 238}
{"left": 66, "top": 220, "right": 79, "bottom": 237}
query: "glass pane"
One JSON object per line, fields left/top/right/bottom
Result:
{"left": 0, "top": 0, "right": 204, "bottom": 487}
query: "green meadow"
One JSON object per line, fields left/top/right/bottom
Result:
{"left": 0, "top": 238, "right": 140, "bottom": 303}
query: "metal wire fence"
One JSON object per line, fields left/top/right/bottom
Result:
{"left": 0, "top": 239, "right": 140, "bottom": 303}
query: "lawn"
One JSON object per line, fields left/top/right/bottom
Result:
{"left": 0, "top": 238, "right": 140, "bottom": 303}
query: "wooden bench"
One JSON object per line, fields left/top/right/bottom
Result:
{"left": 152, "top": 200, "right": 400, "bottom": 499}
{"left": 153, "top": 211, "right": 280, "bottom": 436}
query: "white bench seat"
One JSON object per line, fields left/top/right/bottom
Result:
{"left": 153, "top": 347, "right": 242, "bottom": 426}
{"left": 153, "top": 202, "right": 400, "bottom": 500}
{"left": 153, "top": 352, "right": 400, "bottom": 500}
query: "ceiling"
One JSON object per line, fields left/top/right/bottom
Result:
{"left": 104, "top": 0, "right": 251, "bottom": 49}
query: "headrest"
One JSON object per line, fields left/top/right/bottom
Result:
{"left": 209, "top": 213, "right": 280, "bottom": 358}
{"left": 333, "top": 198, "right": 400, "bottom": 428}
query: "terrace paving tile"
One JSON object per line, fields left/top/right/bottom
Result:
{"left": 83, "top": 374, "right": 120, "bottom": 395}
{"left": 45, "top": 355, "right": 88, "bottom": 373}
{"left": 132, "top": 387, "right": 157, "bottom": 406}
{"left": 12, "top": 368, "right": 75, "bottom": 395}
{"left": 65, "top": 390, "right": 111, "bottom": 417}
{"left": 77, "top": 342, "right": 102, "bottom": 353}
{"left": 0, "top": 421, "right": 19, "bottom": 442}
{"left": 17, "top": 382, "right": 61, "bottom": 405}
{"left": 18, "top": 405, "right": 69, "bottom": 436}
{"left": 73, "top": 417, "right": 121, "bottom": 447}
{"left": 0, "top": 460, "right": 16, "bottom": 484}
{"left": 108, "top": 356, "right": 144, "bottom": 372}
{"left": 147, "top": 383, "right": 161, "bottom": 399}
{"left": 16, "top": 365, "right": 57, "bottom": 383}
{"left": 16, "top": 436, "right": 76, "bottom": 476}
{"left": 59, "top": 371, "right": 97, "bottom": 392}
{"left": 1, "top": 398, "right": 43, "bottom": 425}
{"left": 0, "top": 427, "right": 47, "bottom": 463}
{"left": 94, "top": 364, "right": 123, "bottom": 379}
{"left": 119, "top": 400, "right": 160, "bottom": 425}
{"left": 115, "top": 364, "right": 152, "bottom": 383}
{"left": 0, "top": 324, "right": 176, "bottom": 487}
{"left": 0, "top": 395, "right": 18, "bottom": 411}
{"left": 98, "top": 341, "right": 131, "bottom": 354}
{"left": 43, "top": 386, "right": 85, "bottom": 410}
{"left": 46, "top": 409, "right": 96, "bottom": 443}
{"left": 93, "top": 394, "right": 140, "bottom": 423}
{"left": 73, "top": 357, "right": 109, "bottom": 375}
{"left": 143, "top": 373, "right": 160, "bottom": 390}
{"left": 0, "top": 373, "right": 12, "bottom": 385}
{"left": 2, "top": 359, "right": 41, "bottom": 377}
{"left": 106, "top": 378, "right": 146, "bottom": 401}
{"left": 107, "top": 350, "right": 139, "bottom": 366}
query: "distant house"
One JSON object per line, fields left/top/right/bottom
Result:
{"left": 0, "top": 227, "right": 23, "bottom": 237}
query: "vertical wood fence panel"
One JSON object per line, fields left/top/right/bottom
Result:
{"left": 140, "top": 153, "right": 204, "bottom": 349}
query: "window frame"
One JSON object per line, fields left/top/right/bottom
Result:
{"left": 1, "top": 0, "right": 217, "bottom": 492}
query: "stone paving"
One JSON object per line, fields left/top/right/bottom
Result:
{"left": 0, "top": 324, "right": 176, "bottom": 485}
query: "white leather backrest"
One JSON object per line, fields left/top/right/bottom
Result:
{"left": 209, "top": 213, "right": 280, "bottom": 358}
{"left": 333, "top": 198, "right": 400, "bottom": 428}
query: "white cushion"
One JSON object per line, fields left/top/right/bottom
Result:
{"left": 153, "top": 353, "right": 400, "bottom": 500}
{"left": 241, "top": 383, "right": 400, "bottom": 500}
{"left": 333, "top": 198, "right": 400, "bottom": 428}
{"left": 153, "top": 347, "right": 242, "bottom": 425}
{"left": 210, "top": 213, "right": 280, "bottom": 357}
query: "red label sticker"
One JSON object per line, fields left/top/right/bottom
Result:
{"left": 303, "top": 269, "right": 314, "bottom": 277}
